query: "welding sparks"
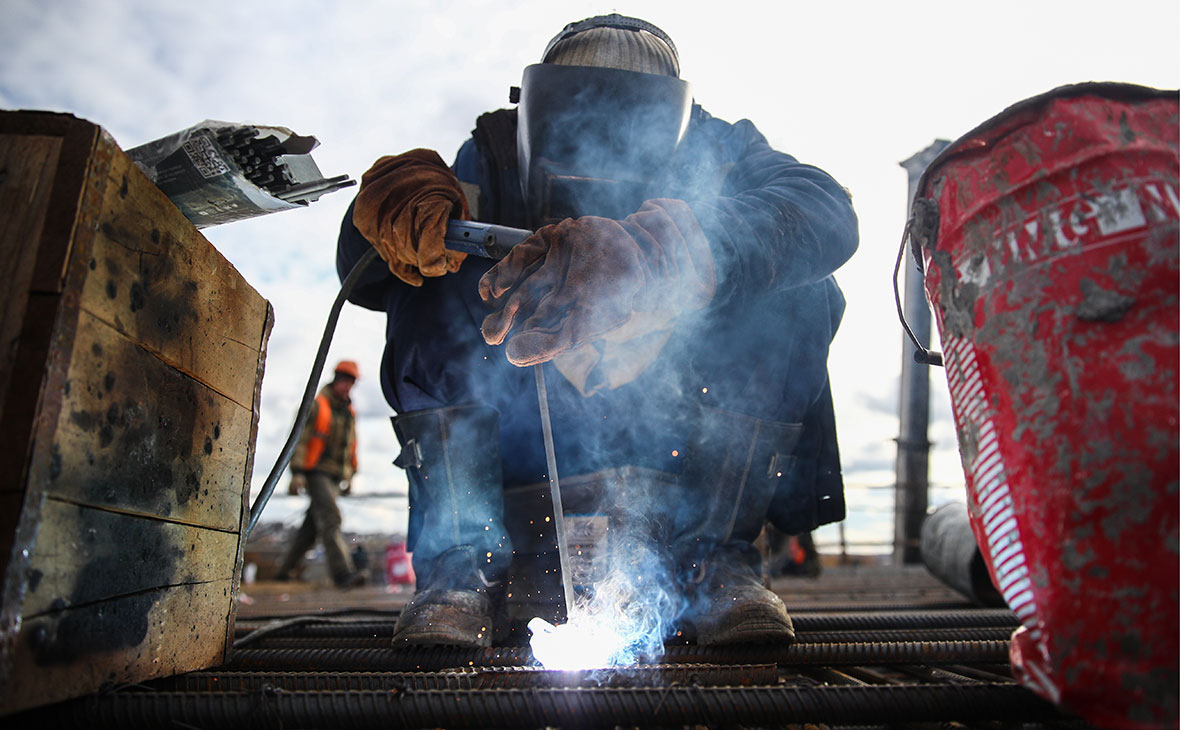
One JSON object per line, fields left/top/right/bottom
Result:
{"left": 528, "top": 537, "right": 679, "bottom": 670}
{"left": 528, "top": 615, "right": 624, "bottom": 670}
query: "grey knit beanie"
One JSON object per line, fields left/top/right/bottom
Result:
{"left": 542, "top": 15, "right": 679, "bottom": 78}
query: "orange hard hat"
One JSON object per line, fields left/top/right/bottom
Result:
{"left": 333, "top": 360, "right": 360, "bottom": 380}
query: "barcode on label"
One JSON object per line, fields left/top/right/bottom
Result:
{"left": 183, "top": 135, "right": 230, "bottom": 179}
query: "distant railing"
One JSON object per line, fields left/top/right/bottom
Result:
{"left": 809, "top": 482, "right": 967, "bottom": 564}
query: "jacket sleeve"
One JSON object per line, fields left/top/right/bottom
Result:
{"left": 685, "top": 115, "right": 859, "bottom": 304}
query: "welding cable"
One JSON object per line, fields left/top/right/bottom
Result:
{"left": 246, "top": 247, "right": 380, "bottom": 536}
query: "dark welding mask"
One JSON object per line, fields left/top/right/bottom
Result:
{"left": 515, "top": 15, "right": 693, "bottom": 228}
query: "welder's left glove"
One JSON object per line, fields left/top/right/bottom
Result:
{"left": 479, "top": 199, "right": 715, "bottom": 368}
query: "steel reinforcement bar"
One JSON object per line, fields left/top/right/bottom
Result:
{"left": 11, "top": 683, "right": 1060, "bottom": 729}
{"left": 231, "top": 609, "right": 1019, "bottom": 639}
{"left": 152, "top": 663, "right": 781, "bottom": 692}
{"left": 225, "top": 640, "right": 1010, "bottom": 672}
{"left": 241, "top": 627, "right": 1015, "bottom": 650}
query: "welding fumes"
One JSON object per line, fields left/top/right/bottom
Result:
{"left": 444, "top": 221, "right": 678, "bottom": 669}
{"left": 338, "top": 11, "right": 856, "bottom": 655}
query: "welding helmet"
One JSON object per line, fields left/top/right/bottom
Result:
{"left": 515, "top": 14, "right": 693, "bottom": 227}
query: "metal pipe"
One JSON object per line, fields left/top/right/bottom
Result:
{"left": 893, "top": 140, "right": 951, "bottom": 565}
{"left": 920, "top": 502, "right": 1006, "bottom": 606}
{"left": 227, "top": 640, "right": 1009, "bottom": 672}
{"left": 12, "top": 683, "right": 1060, "bottom": 729}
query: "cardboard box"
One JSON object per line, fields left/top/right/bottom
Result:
{"left": 0, "top": 111, "right": 272, "bottom": 714}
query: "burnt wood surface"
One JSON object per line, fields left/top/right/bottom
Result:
{"left": 0, "top": 111, "right": 272, "bottom": 715}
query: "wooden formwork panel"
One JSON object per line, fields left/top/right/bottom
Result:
{"left": 0, "top": 111, "right": 273, "bottom": 715}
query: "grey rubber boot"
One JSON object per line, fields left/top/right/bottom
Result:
{"left": 390, "top": 405, "right": 512, "bottom": 647}
{"left": 670, "top": 405, "right": 803, "bottom": 645}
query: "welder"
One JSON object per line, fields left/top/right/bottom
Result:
{"left": 337, "top": 14, "right": 858, "bottom": 647}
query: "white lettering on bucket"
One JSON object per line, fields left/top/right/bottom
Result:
{"left": 973, "top": 182, "right": 1171, "bottom": 280}
{"left": 1141, "top": 181, "right": 1180, "bottom": 222}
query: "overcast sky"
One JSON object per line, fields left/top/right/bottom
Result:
{"left": 3, "top": 0, "right": 1177, "bottom": 543}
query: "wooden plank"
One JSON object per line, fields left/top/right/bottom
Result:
{"left": 0, "top": 112, "right": 105, "bottom": 295}
{"left": 0, "top": 135, "right": 62, "bottom": 425}
{"left": 0, "top": 492, "right": 22, "bottom": 600}
{"left": 0, "top": 114, "right": 269, "bottom": 714}
{"left": 0, "top": 293, "right": 59, "bottom": 496}
{"left": 78, "top": 147, "right": 269, "bottom": 409}
{"left": 42, "top": 309, "right": 253, "bottom": 531}
{"left": 2, "top": 579, "right": 234, "bottom": 714}
{"left": 226, "top": 301, "right": 273, "bottom": 652}
{"left": 21, "top": 498, "right": 239, "bottom": 617}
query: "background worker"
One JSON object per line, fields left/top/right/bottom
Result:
{"left": 275, "top": 360, "right": 367, "bottom": 588}
{"left": 338, "top": 14, "right": 858, "bottom": 646}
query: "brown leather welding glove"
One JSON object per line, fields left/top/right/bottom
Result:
{"left": 352, "top": 149, "right": 469, "bottom": 286}
{"left": 479, "top": 199, "right": 716, "bottom": 367}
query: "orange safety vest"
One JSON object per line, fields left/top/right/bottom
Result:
{"left": 300, "top": 394, "right": 358, "bottom": 474}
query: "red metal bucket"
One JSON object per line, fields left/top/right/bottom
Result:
{"left": 912, "top": 83, "right": 1178, "bottom": 727}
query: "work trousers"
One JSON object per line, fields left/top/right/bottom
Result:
{"left": 278, "top": 472, "right": 355, "bottom": 582}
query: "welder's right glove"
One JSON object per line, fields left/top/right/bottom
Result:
{"left": 479, "top": 198, "right": 716, "bottom": 368}
{"left": 352, "top": 149, "right": 470, "bottom": 286}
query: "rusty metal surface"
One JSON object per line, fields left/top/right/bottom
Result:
{"left": 916, "top": 82, "right": 1179, "bottom": 728}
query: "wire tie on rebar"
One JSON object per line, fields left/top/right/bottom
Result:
{"left": 653, "top": 680, "right": 680, "bottom": 714}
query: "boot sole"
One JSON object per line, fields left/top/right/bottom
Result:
{"left": 392, "top": 593, "right": 494, "bottom": 648}
{"left": 391, "top": 625, "right": 492, "bottom": 648}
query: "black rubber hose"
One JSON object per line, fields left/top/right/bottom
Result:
{"left": 246, "top": 247, "right": 379, "bottom": 536}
